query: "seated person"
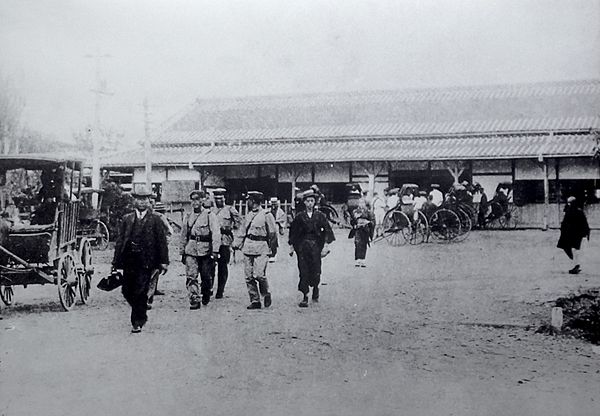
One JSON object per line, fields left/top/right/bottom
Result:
{"left": 30, "top": 198, "right": 57, "bottom": 225}
{"left": 412, "top": 191, "right": 428, "bottom": 221}
{"left": 487, "top": 188, "right": 509, "bottom": 220}
{"left": 401, "top": 190, "right": 414, "bottom": 205}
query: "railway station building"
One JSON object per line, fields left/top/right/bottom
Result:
{"left": 102, "top": 79, "right": 600, "bottom": 229}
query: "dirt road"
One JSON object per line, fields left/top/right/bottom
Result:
{"left": 1, "top": 230, "right": 599, "bottom": 416}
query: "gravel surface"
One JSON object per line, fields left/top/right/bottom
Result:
{"left": 1, "top": 230, "right": 599, "bottom": 416}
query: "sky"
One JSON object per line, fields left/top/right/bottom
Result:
{"left": 1, "top": 0, "right": 599, "bottom": 147}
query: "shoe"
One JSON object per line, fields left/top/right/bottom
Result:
{"left": 202, "top": 293, "right": 211, "bottom": 306}
{"left": 189, "top": 302, "right": 201, "bottom": 310}
{"left": 568, "top": 265, "right": 581, "bottom": 274}
{"left": 268, "top": 257, "right": 276, "bottom": 263}
{"left": 298, "top": 297, "right": 309, "bottom": 308}
{"left": 215, "top": 292, "right": 224, "bottom": 299}
{"left": 131, "top": 326, "right": 142, "bottom": 333}
{"left": 354, "top": 261, "right": 360, "bottom": 267}
{"left": 154, "top": 289, "right": 165, "bottom": 296}
{"left": 146, "top": 303, "right": 153, "bottom": 310}
{"left": 360, "top": 261, "right": 367, "bottom": 268}
{"left": 247, "top": 302, "right": 262, "bottom": 310}
{"left": 264, "top": 294, "right": 272, "bottom": 308}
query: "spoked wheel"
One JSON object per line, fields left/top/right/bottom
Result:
{"left": 429, "top": 209, "right": 461, "bottom": 242}
{"left": 499, "top": 205, "right": 519, "bottom": 229}
{"left": 78, "top": 239, "right": 93, "bottom": 304}
{"left": 408, "top": 211, "right": 429, "bottom": 245}
{"left": 454, "top": 207, "right": 472, "bottom": 242}
{"left": 91, "top": 221, "right": 110, "bottom": 250}
{"left": 57, "top": 253, "right": 78, "bottom": 311}
{"left": 0, "top": 285, "right": 14, "bottom": 306}
{"left": 382, "top": 209, "right": 410, "bottom": 246}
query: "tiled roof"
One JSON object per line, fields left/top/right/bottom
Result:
{"left": 103, "top": 132, "right": 598, "bottom": 167}
{"left": 155, "top": 79, "right": 600, "bottom": 145}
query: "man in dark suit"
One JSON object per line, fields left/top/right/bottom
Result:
{"left": 112, "top": 187, "right": 169, "bottom": 333}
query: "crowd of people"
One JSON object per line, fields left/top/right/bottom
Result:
{"left": 111, "top": 186, "right": 336, "bottom": 333}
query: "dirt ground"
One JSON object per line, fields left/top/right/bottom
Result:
{"left": 1, "top": 229, "right": 599, "bottom": 416}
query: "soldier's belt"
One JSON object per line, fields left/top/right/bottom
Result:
{"left": 246, "top": 234, "right": 268, "bottom": 241}
{"left": 194, "top": 235, "right": 212, "bottom": 242}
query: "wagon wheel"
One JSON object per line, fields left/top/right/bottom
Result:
{"left": 0, "top": 285, "right": 14, "bottom": 306}
{"left": 499, "top": 205, "right": 519, "bottom": 229}
{"left": 78, "top": 239, "right": 93, "bottom": 304}
{"left": 382, "top": 209, "right": 409, "bottom": 246}
{"left": 91, "top": 221, "right": 110, "bottom": 250}
{"left": 429, "top": 209, "right": 461, "bottom": 242}
{"left": 57, "top": 253, "right": 78, "bottom": 311}
{"left": 408, "top": 211, "right": 429, "bottom": 245}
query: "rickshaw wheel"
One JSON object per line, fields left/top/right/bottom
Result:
{"left": 0, "top": 285, "right": 13, "bottom": 306}
{"left": 453, "top": 207, "right": 472, "bottom": 242}
{"left": 408, "top": 211, "right": 429, "bottom": 245}
{"left": 499, "top": 205, "right": 519, "bottom": 229}
{"left": 430, "top": 209, "right": 461, "bottom": 242}
{"left": 57, "top": 253, "right": 78, "bottom": 311}
{"left": 92, "top": 221, "right": 110, "bottom": 251}
{"left": 78, "top": 239, "right": 93, "bottom": 304}
{"left": 382, "top": 210, "right": 409, "bottom": 246}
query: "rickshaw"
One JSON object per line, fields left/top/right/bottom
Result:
{"left": 0, "top": 155, "right": 94, "bottom": 311}
{"left": 483, "top": 182, "right": 518, "bottom": 229}
{"left": 381, "top": 184, "right": 429, "bottom": 245}
{"left": 77, "top": 188, "right": 110, "bottom": 250}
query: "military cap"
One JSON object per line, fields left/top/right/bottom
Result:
{"left": 431, "top": 184, "right": 440, "bottom": 189}
{"left": 131, "top": 186, "right": 153, "bottom": 198}
{"left": 567, "top": 196, "right": 576, "bottom": 203}
{"left": 189, "top": 190, "right": 206, "bottom": 199}
{"left": 418, "top": 191, "right": 427, "bottom": 196}
{"left": 246, "top": 191, "right": 264, "bottom": 202}
{"left": 212, "top": 188, "right": 227, "bottom": 199}
{"left": 269, "top": 197, "right": 279, "bottom": 205}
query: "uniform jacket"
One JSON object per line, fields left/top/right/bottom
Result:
{"left": 288, "top": 210, "right": 335, "bottom": 251}
{"left": 180, "top": 209, "right": 221, "bottom": 256}
{"left": 213, "top": 205, "right": 242, "bottom": 246}
{"left": 112, "top": 211, "right": 169, "bottom": 269}
{"left": 241, "top": 209, "right": 277, "bottom": 255}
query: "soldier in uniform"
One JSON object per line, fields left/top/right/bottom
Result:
{"left": 239, "top": 191, "right": 276, "bottom": 309}
{"left": 112, "top": 188, "right": 169, "bottom": 333}
{"left": 288, "top": 190, "right": 335, "bottom": 307}
{"left": 212, "top": 188, "right": 241, "bottom": 299}
{"left": 180, "top": 190, "right": 221, "bottom": 310}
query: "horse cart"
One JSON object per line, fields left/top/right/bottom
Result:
{"left": 0, "top": 156, "right": 94, "bottom": 311}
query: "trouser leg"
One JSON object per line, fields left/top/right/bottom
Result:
{"left": 199, "top": 255, "right": 215, "bottom": 297}
{"left": 572, "top": 248, "right": 580, "bottom": 267}
{"left": 122, "top": 267, "right": 151, "bottom": 327}
{"left": 253, "top": 254, "right": 270, "bottom": 297}
{"left": 147, "top": 271, "right": 159, "bottom": 304}
{"left": 355, "top": 237, "right": 367, "bottom": 260}
{"left": 244, "top": 255, "right": 260, "bottom": 303}
{"left": 297, "top": 250, "right": 310, "bottom": 295}
{"left": 216, "top": 245, "right": 230, "bottom": 296}
{"left": 185, "top": 256, "right": 200, "bottom": 304}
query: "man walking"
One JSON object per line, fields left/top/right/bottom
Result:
{"left": 289, "top": 189, "right": 335, "bottom": 307}
{"left": 112, "top": 188, "right": 169, "bottom": 333}
{"left": 212, "top": 188, "right": 241, "bottom": 299}
{"left": 268, "top": 197, "right": 286, "bottom": 263}
{"left": 180, "top": 190, "right": 221, "bottom": 310}
{"left": 240, "top": 191, "right": 276, "bottom": 309}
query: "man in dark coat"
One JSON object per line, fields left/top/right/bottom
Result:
{"left": 288, "top": 190, "right": 335, "bottom": 307}
{"left": 112, "top": 188, "right": 169, "bottom": 333}
{"left": 557, "top": 196, "right": 590, "bottom": 274}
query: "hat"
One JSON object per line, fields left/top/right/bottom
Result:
{"left": 419, "top": 191, "right": 427, "bottom": 196}
{"left": 461, "top": 180, "right": 469, "bottom": 186}
{"left": 431, "top": 184, "right": 440, "bottom": 189}
{"left": 246, "top": 191, "right": 264, "bottom": 202}
{"left": 131, "top": 186, "right": 153, "bottom": 198}
{"left": 269, "top": 197, "right": 279, "bottom": 205}
{"left": 567, "top": 196, "right": 576, "bottom": 203}
{"left": 388, "top": 188, "right": 399, "bottom": 194}
{"left": 189, "top": 190, "right": 206, "bottom": 200}
{"left": 212, "top": 188, "right": 227, "bottom": 199}
{"left": 302, "top": 190, "right": 318, "bottom": 201}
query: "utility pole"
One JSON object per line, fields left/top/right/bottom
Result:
{"left": 143, "top": 98, "right": 152, "bottom": 193}
{"left": 85, "top": 53, "right": 113, "bottom": 208}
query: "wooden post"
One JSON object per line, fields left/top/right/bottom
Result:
{"left": 542, "top": 158, "right": 549, "bottom": 231}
